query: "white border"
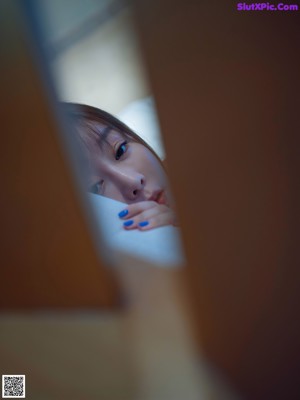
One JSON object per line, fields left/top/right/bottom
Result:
{"left": 2, "top": 375, "right": 25, "bottom": 398}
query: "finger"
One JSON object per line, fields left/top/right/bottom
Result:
{"left": 118, "top": 201, "right": 160, "bottom": 219}
{"left": 137, "top": 211, "right": 175, "bottom": 231}
{"left": 124, "top": 207, "right": 175, "bottom": 231}
{"left": 122, "top": 207, "right": 163, "bottom": 230}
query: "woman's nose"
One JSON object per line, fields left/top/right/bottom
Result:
{"left": 126, "top": 174, "right": 145, "bottom": 201}
{"left": 131, "top": 176, "right": 145, "bottom": 197}
{"left": 112, "top": 168, "right": 145, "bottom": 201}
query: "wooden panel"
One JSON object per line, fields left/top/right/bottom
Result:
{"left": 132, "top": 1, "right": 300, "bottom": 398}
{"left": 0, "top": 1, "right": 119, "bottom": 309}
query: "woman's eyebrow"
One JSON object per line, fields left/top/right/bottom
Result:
{"left": 101, "top": 126, "right": 113, "bottom": 142}
{"left": 101, "top": 126, "right": 125, "bottom": 146}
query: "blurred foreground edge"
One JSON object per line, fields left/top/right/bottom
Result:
{"left": 131, "top": 1, "right": 300, "bottom": 399}
{"left": 0, "top": 1, "right": 120, "bottom": 310}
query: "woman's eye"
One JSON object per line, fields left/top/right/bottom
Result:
{"left": 90, "top": 181, "right": 103, "bottom": 194}
{"left": 115, "top": 141, "right": 127, "bottom": 160}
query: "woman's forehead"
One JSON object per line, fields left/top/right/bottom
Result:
{"left": 84, "top": 124, "right": 125, "bottom": 156}
{"left": 90, "top": 122, "right": 125, "bottom": 141}
{"left": 103, "top": 127, "right": 125, "bottom": 143}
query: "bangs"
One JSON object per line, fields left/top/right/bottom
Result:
{"left": 63, "top": 102, "right": 163, "bottom": 166}
{"left": 76, "top": 120, "right": 109, "bottom": 153}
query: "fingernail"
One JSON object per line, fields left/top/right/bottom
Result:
{"left": 138, "top": 221, "right": 149, "bottom": 227}
{"left": 118, "top": 209, "right": 128, "bottom": 218}
{"left": 123, "top": 220, "right": 134, "bottom": 227}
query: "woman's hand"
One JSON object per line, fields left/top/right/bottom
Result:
{"left": 118, "top": 201, "right": 177, "bottom": 231}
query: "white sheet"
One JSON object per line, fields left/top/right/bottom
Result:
{"left": 88, "top": 194, "right": 184, "bottom": 267}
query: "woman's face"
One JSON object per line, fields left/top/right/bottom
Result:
{"left": 85, "top": 126, "right": 171, "bottom": 206}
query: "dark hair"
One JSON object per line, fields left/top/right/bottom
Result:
{"left": 62, "top": 102, "right": 161, "bottom": 162}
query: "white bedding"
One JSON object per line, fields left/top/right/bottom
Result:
{"left": 118, "top": 97, "right": 165, "bottom": 160}
{"left": 88, "top": 194, "right": 184, "bottom": 267}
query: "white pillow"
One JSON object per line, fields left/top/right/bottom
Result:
{"left": 118, "top": 97, "right": 166, "bottom": 160}
{"left": 88, "top": 194, "right": 184, "bottom": 267}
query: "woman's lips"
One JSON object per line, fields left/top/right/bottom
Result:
{"left": 147, "top": 189, "right": 168, "bottom": 205}
{"left": 156, "top": 190, "right": 167, "bottom": 205}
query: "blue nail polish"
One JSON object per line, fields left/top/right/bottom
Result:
{"left": 138, "top": 221, "right": 149, "bottom": 227}
{"left": 118, "top": 209, "right": 128, "bottom": 218}
{"left": 123, "top": 220, "right": 134, "bottom": 227}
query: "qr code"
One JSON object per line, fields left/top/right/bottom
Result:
{"left": 2, "top": 375, "right": 25, "bottom": 398}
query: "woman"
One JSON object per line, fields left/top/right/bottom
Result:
{"left": 64, "top": 103, "right": 177, "bottom": 231}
